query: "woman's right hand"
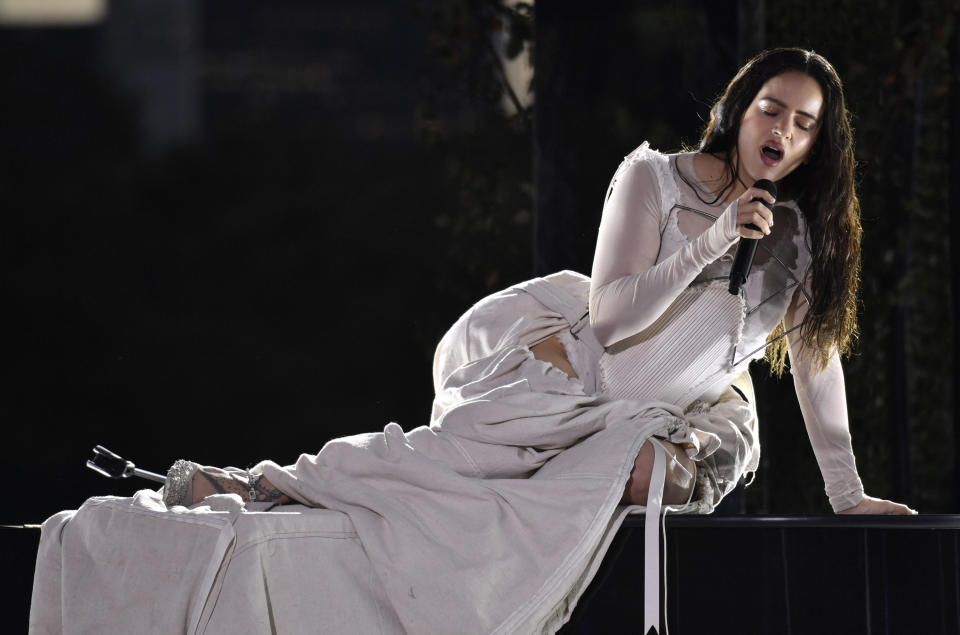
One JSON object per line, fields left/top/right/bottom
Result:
{"left": 837, "top": 494, "right": 918, "bottom": 515}
{"left": 735, "top": 186, "right": 777, "bottom": 239}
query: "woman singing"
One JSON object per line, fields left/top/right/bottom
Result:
{"left": 153, "top": 47, "right": 913, "bottom": 635}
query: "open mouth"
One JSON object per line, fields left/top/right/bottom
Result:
{"left": 761, "top": 145, "right": 782, "bottom": 161}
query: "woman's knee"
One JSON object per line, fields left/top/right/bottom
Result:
{"left": 621, "top": 440, "right": 696, "bottom": 506}
{"left": 621, "top": 440, "right": 655, "bottom": 505}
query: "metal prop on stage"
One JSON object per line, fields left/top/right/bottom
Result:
{"left": 4, "top": 446, "right": 163, "bottom": 530}
{"left": 86, "top": 445, "right": 165, "bottom": 484}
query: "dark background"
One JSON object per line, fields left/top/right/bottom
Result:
{"left": 5, "top": 0, "right": 958, "bottom": 629}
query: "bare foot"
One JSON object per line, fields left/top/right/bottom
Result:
{"left": 191, "top": 467, "right": 291, "bottom": 505}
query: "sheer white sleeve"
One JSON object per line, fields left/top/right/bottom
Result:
{"left": 785, "top": 289, "right": 865, "bottom": 512}
{"left": 588, "top": 158, "right": 740, "bottom": 347}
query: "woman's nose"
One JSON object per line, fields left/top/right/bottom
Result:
{"left": 772, "top": 117, "right": 790, "bottom": 139}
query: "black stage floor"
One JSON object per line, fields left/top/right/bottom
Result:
{"left": 561, "top": 513, "right": 960, "bottom": 635}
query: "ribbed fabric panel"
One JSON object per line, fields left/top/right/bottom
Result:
{"left": 599, "top": 282, "right": 745, "bottom": 407}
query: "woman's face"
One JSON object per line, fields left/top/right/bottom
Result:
{"left": 735, "top": 70, "right": 824, "bottom": 185}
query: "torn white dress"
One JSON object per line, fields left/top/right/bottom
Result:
{"left": 29, "top": 143, "right": 863, "bottom": 635}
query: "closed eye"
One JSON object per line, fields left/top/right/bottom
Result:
{"left": 764, "top": 108, "right": 812, "bottom": 132}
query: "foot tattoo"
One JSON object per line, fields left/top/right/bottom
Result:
{"left": 196, "top": 469, "right": 287, "bottom": 503}
{"left": 163, "top": 460, "right": 290, "bottom": 507}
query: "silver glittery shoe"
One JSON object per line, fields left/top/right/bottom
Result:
{"left": 162, "top": 460, "right": 200, "bottom": 507}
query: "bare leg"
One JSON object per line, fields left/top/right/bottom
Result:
{"left": 621, "top": 440, "right": 697, "bottom": 506}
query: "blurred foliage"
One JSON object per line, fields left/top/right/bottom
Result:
{"left": 415, "top": 0, "right": 534, "bottom": 308}
{"left": 531, "top": 1, "right": 740, "bottom": 275}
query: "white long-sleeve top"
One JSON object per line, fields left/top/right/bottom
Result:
{"left": 588, "top": 143, "right": 864, "bottom": 512}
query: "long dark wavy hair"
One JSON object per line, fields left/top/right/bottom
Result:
{"left": 696, "top": 48, "right": 861, "bottom": 372}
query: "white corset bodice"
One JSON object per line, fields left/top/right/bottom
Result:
{"left": 597, "top": 146, "right": 811, "bottom": 407}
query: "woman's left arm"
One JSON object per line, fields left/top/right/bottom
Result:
{"left": 784, "top": 291, "right": 917, "bottom": 515}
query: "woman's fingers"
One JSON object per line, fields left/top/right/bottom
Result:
{"left": 735, "top": 188, "right": 776, "bottom": 237}
{"left": 736, "top": 201, "right": 775, "bottom": 238}
{"left": 738, "top": 216, "right": 768, "bottom": 238}
{"left": 735, "top": 186, "right": 776, "bottom": 238}
{"left": 836, "top": 495, "right": 918, "bottom": 515}
{"left": 741, "top": 185, "right": 776, "bottom": 207}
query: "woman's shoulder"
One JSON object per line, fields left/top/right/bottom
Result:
{"left": 617, "top": 141, "right": 670, "bottom": 172}
{"left": 607, "top": 142, "right": 673, "bottom": 207}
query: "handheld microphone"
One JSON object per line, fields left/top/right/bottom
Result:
{"left": 728, "top": 179, "right": 777, "bottom": 295}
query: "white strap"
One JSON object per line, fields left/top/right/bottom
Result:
{"left": 644, "top": 440, "right": 667, "bottom": 634}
